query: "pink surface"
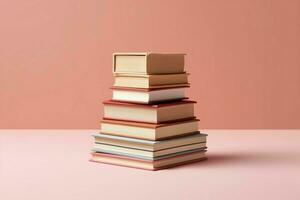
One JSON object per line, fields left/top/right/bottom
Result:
{"left": 1, "top": 1, "right": 300, "bottom": 129}
{"left": 1, "top": 130, "right": 300, "bottom": 200}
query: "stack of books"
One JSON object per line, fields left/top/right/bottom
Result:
{"left": 91, "top": 52, "right": 207, "bottom": 170}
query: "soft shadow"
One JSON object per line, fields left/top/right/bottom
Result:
{"left": 168, "top": 151, "right": 300, "bottom": 170}
{"left": 185, "top": 153, "right": 250, "bottom": 168}
{"left": 202, "top": 153, "right": 252, "bottom": 165}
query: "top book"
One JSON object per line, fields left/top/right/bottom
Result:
{"left": 113, "top": 52, "right": 185, "bottom": 75}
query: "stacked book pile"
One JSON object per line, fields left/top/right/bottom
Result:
{"left": 91, "top": 52, "right": 207, "bottom": 170}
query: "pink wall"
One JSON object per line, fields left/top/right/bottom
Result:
{"left": 1, "top": 0, "right": 300, "bottom": 129}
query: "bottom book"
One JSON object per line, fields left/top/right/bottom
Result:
{"left": 90, "top": 151, "right": 206, "bottom": 171}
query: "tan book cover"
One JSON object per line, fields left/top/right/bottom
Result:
{"left": 113, "top": 73, "right": 189, "bottom": 89}
{"left": 111, "top": 86, "right": 189, "bottom": 104}
{"left": 100, "top": 118, "right": 200, "bottom": 140}
{"left": 103, "top": 100, "right": 196, "bottom": 124}
{"left": 90, "top": 151, "right": 206, "bottom": 170}
{"left": 113, "top": 52, "right": 185, "bottom": 74}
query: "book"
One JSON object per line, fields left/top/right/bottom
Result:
{"left": 91, "top": 52, "right": 208, "bottom": 170}
{"left": 103, "top": 100, "right": 196, "bottom": 123}
{"left": 113, "top": 73, "right": 189, "bottom": 89}
{"left": 100, "top": 118, "right": 200, "bottom": 140}
{"left": 90, "top": 151, "right": 206, "bottom": 170}
{"left": 113, "top": 53, "right": 185, "bottom": 74}
{"left": 93, "top": 132, "right": 206, "bottom": 151}
{"left": 92, "top": 132, "right": 207, "bottom": 160}
{"left": 112, "top": 86, "right": 188, "bottom": 104}
{"left": 92, "top": 144, "right": 206, "bottom": 160}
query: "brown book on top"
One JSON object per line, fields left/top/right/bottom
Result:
{"left": 100, "top": 118, "right": 200, "bottom": 140}
{"left": 113, "top": 52, "right": 185, "bottom": 75}
{"left": 103, "top": 100, "right": 196, "bottom": 124}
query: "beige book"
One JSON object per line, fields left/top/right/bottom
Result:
{"left": 113, "top": 52, "right": 185, "bottom": 74}
{"left": 103, "top": 100, "right": 196, "bottom": 124}
{"left": 92, "top": 143, "right": 206, "bottom": 159}
{"left": 100, "top": 118, "right": 200, "bottom": 140}
{"left": 111, "top": 86, "right": 188, "bottom": 104}
{"left": 93, "top": 132, "right": 206, "bottom": 151}
{"left": 91, "top": 151, "right": 206, "bottom": 170}
{"left": 113, "top": 73, "right": 189, "bottom": 89}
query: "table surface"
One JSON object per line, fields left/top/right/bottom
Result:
{"left": 1, "top": 130, "right": 300, "bottom": 200}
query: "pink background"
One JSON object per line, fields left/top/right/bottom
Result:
{"left": 0, "top": 0, "right": 300, "bottom": 129}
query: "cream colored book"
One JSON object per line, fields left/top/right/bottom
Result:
{"left": 113, "top": 73, "right": 189, "bottom": 89}
{"left": 92, "top": 143, "right": 206, "bottom": 160}
{"left": 93, "top": 132, "right": 206, "bottom": 151}
{"left": 92, "top": 132, "right": 206, "bottom": 160}
{"left": 113, "top": 52, "right": 185, "bottom": 74}
{"left": 91, "top": 151, "right": 206, "bottom": 170}
{"left": 100, "top": 118, "right": 200, "bottom": 140}
{"left": 111, "top": 86, "right": 188, "bottom": 104}
{"left": 103, "top": 100, "right": 196, "bottom": 124}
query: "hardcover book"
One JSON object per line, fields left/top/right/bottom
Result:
{"left": 93, "top": 132, "right": 206, "bottom": 151}
{"left": 92, "top": 132, "right": 207, "bottom": 160}
{"left": 113, "top": 52, "right": 185, "bottom": 75}
{"left": 111, "top": 86, "right": 188, "bottom": 104}
{"left": 91, "top": 52, "right": 207, "bottom": 170}
{"left": 100, "top": 118, "right": 200, "bottom": 140}
{"left": 91, "top": 151, "right": 206, "bottom": 171}
{"left": 103, "top": 100, "right": 196, "bottom": 123}
{"left": 113, "top": 73, "right": 189, "bottom": 89}
{"left": 92, "top": 143, "right": 206, "bottom": 160}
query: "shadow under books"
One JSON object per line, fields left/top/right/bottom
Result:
{"left": 171, "top": 151, "right": 300, "bottom": 169}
